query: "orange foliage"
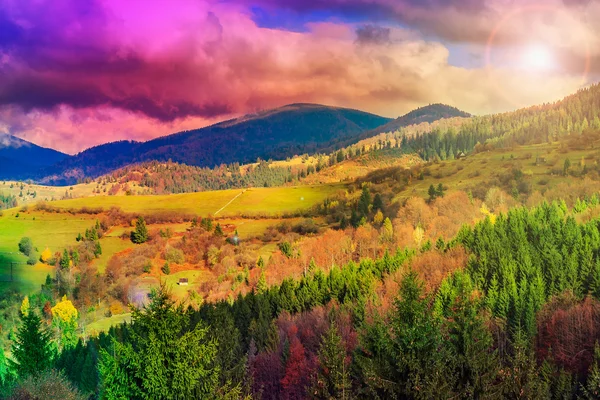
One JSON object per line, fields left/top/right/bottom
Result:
{"left": 410, "top": 246, "right": 468, "bottom": 292}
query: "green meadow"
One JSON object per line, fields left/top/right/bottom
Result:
{"left": 47, "top": 184, "right": 343, "bottom": 217}
{"left": 0, "top": 211, "right": 95, "bottom": 294}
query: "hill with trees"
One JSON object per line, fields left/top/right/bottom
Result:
{"left": 34, "top": 104, "right": 393, "bottom": 185}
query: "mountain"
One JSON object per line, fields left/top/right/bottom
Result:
{"left": 0, "top": 134, "right": 68, "bottom": 179}
{"left": 320, "top": 104, "right": 471, "bottom": 151}
{"left": 371, "top": 104, "right": 471, "bottom": 135}
{"left": 37, "top": 104, "right": 393, "bottom": 184}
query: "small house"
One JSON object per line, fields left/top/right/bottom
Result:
{"left": 535, "top": 156, "right": 546, "bottom": 165}
{"left": 178, "top": 278, "right": 189, "bottom": 286}
{"left": 456, "top": 151, "right": 467, "bottom": 159}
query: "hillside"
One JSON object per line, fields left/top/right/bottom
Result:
{"left": 372, "top": 103, "right": 471, "bottom": 135}
{"left": 0, "top": 134, "right": 68, "bottom": 178}
{"left": 36, "top": 104, "right": 392, "bottom": 184}
{"left": 4, "top": 86, "right": 600, "bottom": 399}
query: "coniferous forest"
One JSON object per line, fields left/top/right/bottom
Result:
{"left": 3, "top": 201, "right": 600, "bottom": 398}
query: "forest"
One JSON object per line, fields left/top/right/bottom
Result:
{"left": 2, "top": 200, "right": 600, "bottom": 398}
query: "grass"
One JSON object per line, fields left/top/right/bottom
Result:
{"left": 392, "top": 142, "right": 594, "bottom": 203}
{"left": 93, "top": 237, "right": 133, "bottom": 273}
{"left": 45, "top": 184, "right": 343, "bottom": 217}
{"left": 161, "top": 270, "right": 211, "bottom": 299}
{"left": 0, "top": 211, "right": 96, "bottom": 294}
{"left": 86, "top": 313, "right": 132, "bottom": 335}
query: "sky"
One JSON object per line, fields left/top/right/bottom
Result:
{"left": 0, "top": 0, "right": 598, "bottom": 154}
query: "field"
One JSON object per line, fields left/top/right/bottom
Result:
{"left": 0, "top": 211, "right": 97, "bottom": 294}
{"left": 0, "top": 182, "right": 340, "bottom": 300}
{"left": 46, "top": 184, "right": 343, "bottom": 217}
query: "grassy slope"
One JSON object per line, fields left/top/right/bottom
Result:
{"left": 46, "top": 185, "right": 343, "bottom": 216}
{"left": 0, "top": 211, "right": 96, "bottom": 294}
{"left": 392, "top": 142, "right": 588, "bottom": 203}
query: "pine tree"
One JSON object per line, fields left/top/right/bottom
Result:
{"left": 214, "top": 224, "right": 224, "bottom": 237}
{"left": 60, "top": 248, "right": 70, "bottom": 269}
{"left": 99, "top": 286, "right": 219, "bottom": 399}
{"left": 256, "top": 272, "right": 268, "bottom": 294}
{"left": 582, "top": 344, "right": 600, "bottom": 399}
{"left": 10, "top": 311, "right": 54, "bottom": 377}
{"left": 130, "top": 216, "right": 149, "bottom": 244}
{"left": 428, "top": 184, "right": 437, "bottom": 202}
{"left": 311, "top": 322, "right": 350, "bottom": 399}
{"left": 161, "top": 262, "right": 170, "bottom": 275}
{"left": 373, "top": 193, "right": 384, "bottom": 211}
{"left": 445, "top": 279, "right": 501, "bottom": 398}
{"left": 358, "top": 186, "right": 371, "bottom": 216}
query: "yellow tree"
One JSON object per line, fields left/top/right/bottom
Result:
{"left": 40, "top": 248, "right": 52, "bottom": 264}
{"left": 51, "top": 295, "right": 79, "bottom": 349}
{"left": 20, "top": 296, "right": 30, "bottom": 317}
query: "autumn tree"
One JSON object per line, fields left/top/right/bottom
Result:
{"left": 51, "top": 296, "right": 79, "bottom": 349}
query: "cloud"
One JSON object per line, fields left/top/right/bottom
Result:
{"left": 0, "top": 0, "right": 590, "bottom": 153}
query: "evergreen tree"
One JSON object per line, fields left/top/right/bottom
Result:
{"left": 445, "top": 276, "right": 501, "bottom": 398}
{"left": 436, "top": 183, "right": 445, "bottom": 198}
{"left": 60, "top": 248, "right": 70, "bottom": 269}
{"left": 358, "top": 186, "right": 371, "bottom": 216}
{"left": 428, "top": 184, "right": 437, "bottom": 202}
{"left": 0, "top": 347, "right": 9, "bottom": 388}
{"left": 130, "top": 216, "right": 149, "bottom": 244}
{"left": 372, "top": 193, "right": 384, "bottom": 211}
{"left": 214, "top": 224, "right": 224, "bottom": 237}
{"left": 10, "top": 311, "right": 54, "bottom": 378}
{"left": 311, "top": 322, "right": 350, "bottom": 399}
{"left": 582, "top": 344, "right": 600, "bottom": 399}
{"left": 99, "top": 286, "right": 219, "bottom": 399}
{"left": 162, "top": 262, "right": 170, "bottom": 275}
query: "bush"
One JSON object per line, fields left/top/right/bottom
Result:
{"left": 165, "top": 247, "right": 184, "bottom": 265}
{"left": 7, "top": 369, "right": 85, "bottom": 400}
{"left": 292, "top": 219, "right": 319, "bottom": 235}
{"left": 18, "top": 237, "right": 33, "bottom": 256}
{"left": 27, "top": 252, "right": 38, "bottom": 266}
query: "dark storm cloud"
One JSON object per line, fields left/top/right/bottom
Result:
{"left": 0, "top": 0, "right": 236, "bottom": 122}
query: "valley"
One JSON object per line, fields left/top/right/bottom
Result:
{"left": 2, "top": 84, "right": 600, "bottom": 398}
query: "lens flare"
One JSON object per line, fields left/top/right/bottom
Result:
{"left": 520, "top": 44, "right": 556, "bottom": 72}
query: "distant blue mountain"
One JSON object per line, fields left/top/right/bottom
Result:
{"left": 0, "top": 134, "right": 68, "bottom": 179}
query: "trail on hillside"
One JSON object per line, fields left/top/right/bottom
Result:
{"left": 214, "top": 189, "right": 246, "bottom": 216}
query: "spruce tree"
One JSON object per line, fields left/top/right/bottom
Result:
{"left": 60, "top": 248, "right": 70, "bottom": 269}
{"left": 10, "top": 311, "right": 54, "bottom": 378}
{"left": 130, "top": 216, "right": 149, "bottom": 244}
{"left": 358, "top": 186, "right": 371, "bottom": 216}
{"left": 99, "top": 286, "right": 219, "bottom": 399}
{"left": 311, "top": 322, "right": 350, "bottom": 399}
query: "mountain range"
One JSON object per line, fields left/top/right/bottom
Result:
{"left": 0, "top": 103, "right": 469, "bottom": 184}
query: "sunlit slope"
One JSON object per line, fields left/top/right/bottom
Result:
{"left": 45, "top": 184, "right": 344, "bottom": 216}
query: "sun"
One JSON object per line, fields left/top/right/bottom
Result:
{"left": 520, "top": 44, "right": 556, "bottom": 72}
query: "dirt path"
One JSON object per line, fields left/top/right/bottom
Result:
{"left": 214, "top": 189, "right": 246, "bottom": 216}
